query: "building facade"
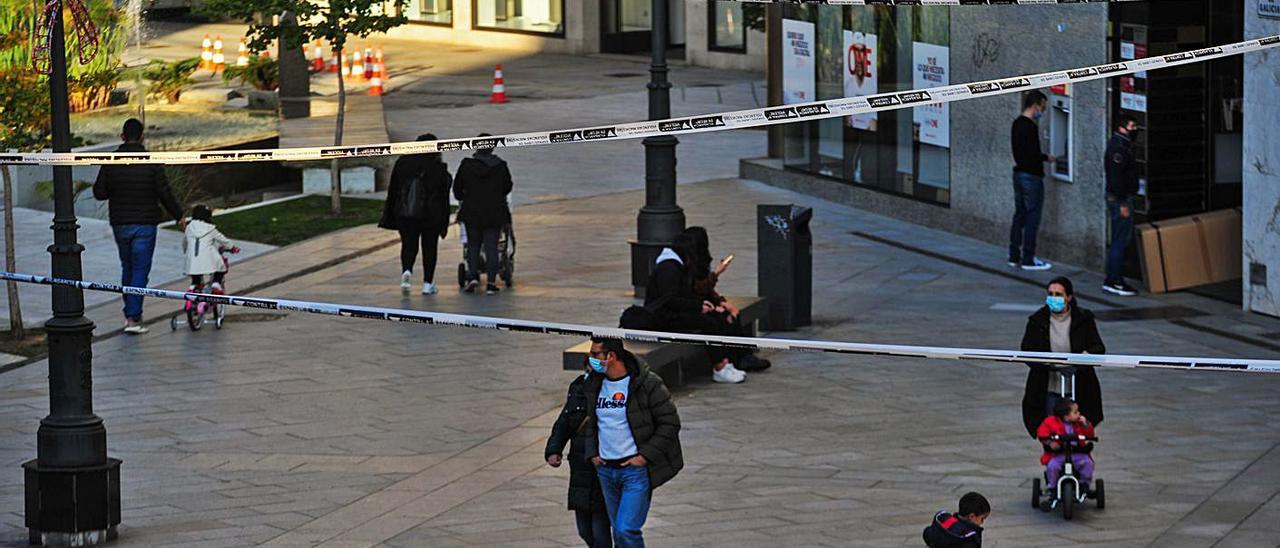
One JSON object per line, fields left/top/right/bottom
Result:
{"left": 746, "top": 1, "right": 1276, "bottom": 315}
{"left": 385, "top": 0, "right": 766, "bottom": 71}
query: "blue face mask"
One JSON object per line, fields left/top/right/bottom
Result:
{"left": 1046, "top": 295, "right": 1067, "bottom": 313}
{"left": 588, "top": 356, "right": 607, "bottom": 374}
{"left": 1033, "top": 111, "right": 1043, "bottom": 122}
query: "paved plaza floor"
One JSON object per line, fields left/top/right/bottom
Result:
{"left": 2, "top": 178, "right": 1279, "bottom": 547}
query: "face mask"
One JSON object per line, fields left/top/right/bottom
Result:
{"left": 1033, "top": 111, "right": 1043, "bottom": 122}
{"left": 1046, "top": 296, "right": 1067, "bottom": 313}
{"left": 588, "top": 356, "right": 607, "bottom": 374}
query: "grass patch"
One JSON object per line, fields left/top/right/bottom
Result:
{"left": 177, "top": 195, "right": 385, "bottom": 247}
{"left": 0, "top": 329, "right": 47, "bottom": 358}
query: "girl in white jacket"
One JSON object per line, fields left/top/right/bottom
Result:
{"left": 184, "top": 205, "right": 238, "bottom": 293}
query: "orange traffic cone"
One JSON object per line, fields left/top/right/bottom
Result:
{"left": 312, "top": 40, "right": 325, "bottom": 72}
{"left": 362, "top": 45, "right": 373, "bottom": 82}
{"left": 235, "top": 38, "right": 249, "bottom": 67}
{"left": 326, "top": 47, "right": 339, "bottom": 73}
{"left": 340, "top": 50, "right": 351, "bottom": 79}
{"left": 488, "top": 64, "right": 509, "bottom": 104}
{"left": 373, "top": 46, "right": 386, "bottom": 80}
{"left": 212, "top": 35, "right": 226, "bottom": 72}
{"left": 368, "top": 74, "right": 383, "bottom": 96}
{"left": 350, "top": 51, "right": 365, "bottom": 81}
{"left": 199, "top": 34, "right": 213, "bottom": 71}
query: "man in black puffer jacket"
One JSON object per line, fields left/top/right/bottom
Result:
{"left": 583, "top": 338, "right": 682, "bottom": 548}
{"left": 92, "top": 119, "right": 184, "bottom": 334}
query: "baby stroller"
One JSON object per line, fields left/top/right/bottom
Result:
{"left": 170, "top": 247, "right": 239, "bottom": 332}
{"left": 456, "top": 222, "right": 516, "bottom": 288}
{"left": 1030, "top": 365, "right": 1106, "bottom": 520}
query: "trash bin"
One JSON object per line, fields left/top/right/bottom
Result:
{"left": 757, "top": 204, "right": 812, "bottom": 331}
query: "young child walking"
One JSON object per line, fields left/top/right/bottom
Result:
{"left": 183, "top": 205, "right": 237, "bottom": 293}
{"left": 1037, "top": 398, "right": 1096, "bottom": 493}
{"left": 923, "top": 491, "right": 990, "bottom": 547}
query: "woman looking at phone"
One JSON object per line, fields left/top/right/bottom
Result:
{"left": 683, "top": 227, "right": 771, "bottom": 373}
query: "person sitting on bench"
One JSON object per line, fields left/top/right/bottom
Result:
{"left": 682, "top": 226, "right": 769, "bottom": 372}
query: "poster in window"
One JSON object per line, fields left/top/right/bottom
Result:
{"left": 782, "top": 19, "right": 816, "bottom": 105}
{"left": 912, "top": 41, "right": 950, "bottom": 149}
{"left": 843, "top": 30, "right": 878, "bottom": 131}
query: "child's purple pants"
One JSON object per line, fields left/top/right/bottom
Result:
{"left": 1046, "top": 454, "right": 1093, "bottom": 489}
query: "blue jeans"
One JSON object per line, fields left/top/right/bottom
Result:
{"left": 1009, "top": 172, "right": 1045, "bottom": 264}
{"left": 112, "top": 224, "right": 158, "bottom": 321}
{"left": 575, "top": 509, "right": 613, "bottom": 548}
{"left": 596, "top": 465, "right": 650, "bottom": 548}
{"left": 1105, "top": 197, "right": 1134, "bottom": 285}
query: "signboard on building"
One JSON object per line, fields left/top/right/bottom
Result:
{"left": 782, "top": 20, "right": 816, "bottom": 105}
{"left": 1262, "top": 0, "right": 1280, "bottom": 19}
{"left": 912, "top": 41, "right": 950, "bottom": 149}
{"left": 843, "top": 30, "right": 878, "bottom": 131}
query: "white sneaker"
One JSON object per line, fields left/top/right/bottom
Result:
{"left": 123, "top": 323, "right": 149, "bottom": 335}
{"left": 1020, "top": 258, "right": 1053, "bottom": 271}
{"left": 421, "top": 282, "right": 438, "bottom": 295}
{"left": 713, "top": 363, "right": 746, "bottom": 384}
{"left": 400, "top": 271, "right": 412, "bottom": 291}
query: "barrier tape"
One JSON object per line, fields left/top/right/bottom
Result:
{"left": 4, "top": 271, "right": 1279, "bottom": 374}
{"left": 4, "top": 35, "right": 1277, "bottom": 166}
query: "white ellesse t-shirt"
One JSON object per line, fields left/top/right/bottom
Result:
{"left": 596, "top": 376, "right": 638, "bottom": 460}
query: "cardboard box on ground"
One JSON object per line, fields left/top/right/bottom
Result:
{"left": 1136, "top": 208, "right": 1242, "bottom": 294}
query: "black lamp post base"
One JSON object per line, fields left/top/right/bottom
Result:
{"left": 24, "top": 458, "right": 121, "bottom": 546}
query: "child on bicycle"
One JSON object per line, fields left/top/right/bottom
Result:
{"left": 1037, "top": 398, "right": 1095, "bottom": 493}
{"left": 184, "top": 205, "right": 238, "bottom": 294}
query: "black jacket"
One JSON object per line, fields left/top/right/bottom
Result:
{"left": 922, "top": 511, "right": 983, "bottom": 548}
{"left": 1105, "top": 132, "right": 1139, "bottom": 199}
{"left": 1011, "top": 115, "right": 1046, "bottom": 177}
{"left": 644, "top": 255, "right": 704, "bottom": 320}
{"left": 1020, "top": 305, "right": 1106, "bottom": 438}
{"left": 379, "top": 153, "right": 452, "bottom": 234}
{"left": 545, "top": 372, "right": 607, "bottom": 512}
{"left": 583, "top": 352, "right": 684, "bottom": 490}
{"left": 92, "top": 142, "right": 183, "bottom": 226}
{"left": 452, "top": 152, "right": 512, "bottom": 229}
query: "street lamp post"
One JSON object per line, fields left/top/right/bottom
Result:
{"left": 23, "top": 8, "right": 121, "bottom": 546}
{"left": 629, "top": 0, "right": 685, "bottom": 296}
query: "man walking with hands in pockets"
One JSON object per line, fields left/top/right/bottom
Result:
{"left": 584, "top": 338, "right": 683, "bottom": 548}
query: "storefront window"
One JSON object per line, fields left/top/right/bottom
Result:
{"left": 710, "top": 1, "right": 745, "bottom": 52}
{"left": 782, "top": 5, "right": 951, "bottom": 205}
{"left": 474, "top": 0, "right": 564, "bottom": 35}
{"left": 406, "top": 0, "right": 453, "bottom": 25}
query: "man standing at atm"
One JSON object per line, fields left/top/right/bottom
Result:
{"left": 1102, "top": 114, "right": 1141, "bottom": 296}
{"left": 1008, "top": 90, "right": 1056, "bottom": 271}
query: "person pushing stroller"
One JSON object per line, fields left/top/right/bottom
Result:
{"left": 453, "top": 134, "right": 513, "bottom": 296}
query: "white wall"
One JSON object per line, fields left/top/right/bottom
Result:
{"left": 1243, "top": 1, "right": 1280, "bottom": 317}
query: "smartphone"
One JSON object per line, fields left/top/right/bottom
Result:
{"left": 720, "top": 254, "right": 735, "bottom": 267}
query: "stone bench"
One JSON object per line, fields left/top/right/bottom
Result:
{"left": 562, "top": 296, "right": 768, "bottom": 387}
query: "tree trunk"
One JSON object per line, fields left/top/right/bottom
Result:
{"left": 330, "top": 55, "right": 346, "bottom": 215}
{"left": 1, "top": 164, "right": 24, "bottom": 340}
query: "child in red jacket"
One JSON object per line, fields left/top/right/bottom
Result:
{"left": 1037, "top": 398, "right": 1095, "bottom": 492}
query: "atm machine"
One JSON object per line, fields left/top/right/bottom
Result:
{"left": 1043, "top": 84, "right": 1072, "bottom": 182}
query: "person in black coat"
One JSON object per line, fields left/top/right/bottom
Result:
{"left": 1020, "top": 276, "right": 1106, "bottom": 438}
{"left": 452, "top": 134, "right": 513, "bottom": 295}
{"left": 92, "top": 118, "right": 184, "bottom": 333}
{"left": 683, "top": 226, "right": 769, "bottom": 372}
{"left": 644, "top": 232, "right": 747, "bottom": 384}
{"left": 546, "top": 361, "right": 612, "bottom": 548}
{"left": 379, "top": 134, "right": 453, "bottom": 295}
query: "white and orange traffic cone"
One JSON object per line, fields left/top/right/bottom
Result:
{"left": 212, "top": 35, "right": 226, "bottom": 72}
{"left": 312, "top": 40, "right": 325, "bottom": 72}
{"left": 488, "top": 64, "right": 509, "bottom": 104}
{"left": 235, "top": 38, "right": 249, "bottom": 67}
{"left": 326, "top": 47, "right": 339, "bottom": 73}
{"left": 350, "top": 51, "right": 365, "bottom": 81}
{"left": 340, "top": 50, "right": 351, "bottom": 79}
{"left": 199, "top": 34, "right": 213, "bottom": 71}
{"left": 363, "top": 45, "right": 373, "bottom": 81}
{"left": 368, "top": 73, "right": 383, "bottom": 96}
{"left": 373, "top": 45, "right": 386, "bottom": 81}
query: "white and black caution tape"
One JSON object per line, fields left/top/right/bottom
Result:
{"left": 5, "top": 34, "right": 1278, "bottom": 166}
{"left": 4, "top": 271, "right": 1279, "bottom": 374}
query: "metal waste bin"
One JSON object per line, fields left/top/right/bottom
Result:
{"left": 757, "top": 204, "right": 812, "bottom": 331}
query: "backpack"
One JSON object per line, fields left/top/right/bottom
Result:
{"left": 619, "top": 294, "right": 673, "bottom": 331}
{"left": 397, "top": 168, "right": 429, "bottom": 220}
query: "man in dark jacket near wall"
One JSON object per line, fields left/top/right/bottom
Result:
{"left": 453, "top": 134, "right": 513, "bottom": 296}
{"left": 1103, "top": 114, "right": 1141, "bottom": 297}
{"left": 1008, "top": 90, "right": 1055, "bottom": 272}
{"left": 584, "top": 338, "right": 682, "bottom": 548}
{"left": 93, "top": 118, "right": 184, "bottom": 334}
